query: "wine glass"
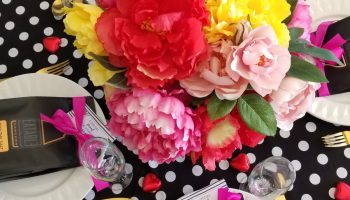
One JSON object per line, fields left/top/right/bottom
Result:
{"left": 79, "top": 137, "right": 133, "bottom": 189}
{"left": 241, "top": 156, "right": 296, "bottom": 199}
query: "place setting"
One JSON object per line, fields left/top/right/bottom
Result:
{"left": 0, "top": 0, "right": 349, "bottom": 200}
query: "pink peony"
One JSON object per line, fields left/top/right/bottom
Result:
{"left": 180, "top": 40, "right": 248, "bottom": 100}
{"left": 106, "top": 88, "right": 202, "bottom": 163}
{"left": 288, "top": 0, "right": 312, "bottom": 40}
{"left": 269, "top": 77, "right": 320, "bottom": 131}
{"left": 228, "top": 25, "right": 291, "bottom": 97}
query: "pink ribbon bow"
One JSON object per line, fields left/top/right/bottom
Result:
{"left": 40, "top": 97, "right": 109, "bottom": 192}
{"left": 218, "top": 188, "right": 242, "bottom": 200}
{"left": 310, "top": 21, "right": 347, "bottom": 96}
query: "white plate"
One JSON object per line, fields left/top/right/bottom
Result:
{"left": 0, "top": 74, "right": 107, "bottom": 200}
{"left": 306, "top": 0, "right": 350, "bottom": 126}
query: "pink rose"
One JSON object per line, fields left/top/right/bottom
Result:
{"left": 288, "top": 0, "right": 312, "bottom": 40}
{"left": 180, "top": 40, "right": 248, "bottom": 100}
{"left": 228, "top": 26, "right": 291, "bottom": 97}
{"left": 106, "top": 88, "right": 202, "bottom": 164}
{"left": 269, "top": 77, "right": 320, "bottom": 131}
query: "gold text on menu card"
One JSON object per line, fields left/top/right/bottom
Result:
{"left": 0, "top": 120, "right": 9, "bottom": 152}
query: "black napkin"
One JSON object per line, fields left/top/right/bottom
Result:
{"left": 0, "top": 96, "right": 95, "bottom": 182}
{"left": 323, "top": 16, "right": 350, "bottom": 95}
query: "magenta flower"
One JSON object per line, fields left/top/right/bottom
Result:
{"left": 288, "top": 0, "right": 312, "bottom": 40}
{"left": 106, "top": 88, "right": 202, "bottom": 164}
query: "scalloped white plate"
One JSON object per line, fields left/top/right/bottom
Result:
{"left": 306, "top": 0, "right": 350, "bottom": 126}
{"left": 0, "top": 74, "right": 106, "bottom": 200}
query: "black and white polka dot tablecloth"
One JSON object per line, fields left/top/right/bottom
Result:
{"left": 0, "top": 1, "right": 349, "bottom": 200}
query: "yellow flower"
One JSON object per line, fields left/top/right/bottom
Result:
{"left": 205, "top": 0, "right": 250, "bottom": 43}
{"left": 247, "top": 0, "right": 291, "bottom": 47}
{"left": 88, "top": 60, "right": 117, "bottom": 86}
{"left": 63, "top": 3, "right": 106, "bottom": 58}
{"left": 205, "top": 0, "right": 291, "bottom": 46}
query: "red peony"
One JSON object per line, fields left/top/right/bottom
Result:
{"left": 95, "top": 0, "right": 209, "bottom": 88}
{"left": 192, "top": 107, "right": 266, "bottom": 171}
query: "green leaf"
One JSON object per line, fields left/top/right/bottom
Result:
{"left": 289, "top": 40, "right": 343, "bottom": 65}
{"left": 238, "top": 94, "right": 277, "bottom": 136}
{"left": 88, "top": 52, "right": 122, "bottom": 71}
{"left": 105, "top": 72, "right": 129, "bottom": 89}
{"left": 207, "top": 93, "right": 236, "bottom": 121}
{"left": 287, "top": 55, "right": 329, "bottom": 83}
{"left": 283, "top": 0, "right": 298, "bottom": 24}
{"left": 289, "top": 27, "right": 304, "bottom": 40}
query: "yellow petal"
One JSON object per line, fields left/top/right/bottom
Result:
{"left": 88, "top": 61, "right": 118, "bottom": 86}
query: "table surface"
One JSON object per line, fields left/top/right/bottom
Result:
{"left": 0, "top": 1, "right": 349, "bottom": 200}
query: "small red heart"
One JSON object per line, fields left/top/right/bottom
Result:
{"left": 335, "top": 182, "right": 350, "bottom": 200}
{"left": 43, "top": 36, "right": 61, "bottom": 53}
{"left": 230, "top": 153, "right": 250, "bottom": 172}
{"left": 142, "top": 173, "right": 162, "bottom": 193}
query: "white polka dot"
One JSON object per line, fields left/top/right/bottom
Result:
{"left": 165, "top": 171, "right": 176, "bottom": 182}
{"left": 64, "top": 66, "right": 73, "bottom": 75}
{"left": 272, "top": 146, "right": 283, "bottom": 156}
{"left": 258, "top": 139, "right": 264, "bottom": 145}
{"left": 301, "top": 194, "right": 312, "bottom": 200}
{"left": 111, "top": 184, "right": 123, "bottom": 194}
{"left": 291, "top": 160, "right": 301, "bottom": 171}
{"left": 0, "top": 64, "right": 7, "bottom": 74}
{"left": 305, "top": 122, "right": 317, "bottom": 132}
{"left": 329, "top": 187, "right": 335, "bottom": 199}
{"left": 218, "top": 160, "right": 229, "bottom": 170}
{"left": 0, "top": 37, "right": 3, "bottom": 46}
{"left": 94, "top": 89, "right": 104, "bottom": 99}
{"left": 60, "top": 38, "right": 68, "bottom": 47}
{"left": 344, "top": 148, "right": 350, "bottom": 159}
{"left": 192, "top": 165, "right": 203, "bottom": 176}
{"left": 84, "top": 190, "right": 95, "bottom": 200}
{"left": 2, "top": 0, "right": 11, "bottom": 4}
{"left": 182, "top": 185, "right": 193, "bottom": 195}
{"left": 88, "top": 61, "right": 94, "bottom": 67}
{"left": 336, "top": 167, "right": 348, "bottom": 179}
{"left": 176, "top": 156, "right": 185, "bottom": 163}
{"left": 40, "top": 1, "right": 49, "bottom": 10}
{"left": 16, "top": 6, "right": 25, "bottom": 15}
{"left": 309, "top": 173, "right": 321, "bottom": 185}
{"left": 19, "top": 32, "right": 29, "bottom": 41}
{"left": 138, "top": 177, "right": 144, "bottom": 187}
{"left": 155, "top": 191, "right": 166, "bottom": 200}
{"left": 298, "top": 140, "right": 309, "bottom": 151}
{"left": 279, "top": 130, "right": 290, "bottom": 138}
{"left": 43, "top": 27, "right": 54, "bottom": 36}
{"left": 22, "top": 59, "right": 33, "bottom": 69}
{"left": 237, "top": 172, "right": 247, "bottom": 184}
{"left": 5, "top": 21, "right": 15, "bottom": 30}
{"left": 73, "top": 49, "right": 83, "bottom": 58}
{"left": 29, "top": 16, "right": 39, "bottom": 25}
{"left": 125, "top": 163, "right": 133, "bottom": 174}
{"left": 317, "top": 154, "right": 328, "bottom": 165}
{"left": 333, "top": 123, "right": 341, "bottom": 127}
{"left": 8, "top": 48, "right": 18, "bottom": 57}
{"left": 78, "top": 77, "right": 88, "bottom": 87}
{"left": 132, "top": 149, "right": 138, "bottom": 155}
{"left": 148, "top": 160, "right": 158, "bottom": 168}
{"left": 48, "top": 55, "right": 58, "bottom": 64}
{"left": 33, "top": 43, "right": 43, "bottom": 52}
{"left": 210, "top": 179, "right": 218, "bottom": 185}
{"left": 131, "top": 197, "right": 139, "bottom": 200}
{"left": 247, "top": 153, "right": 256, "bottom": 164}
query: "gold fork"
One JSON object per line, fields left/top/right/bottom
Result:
{"left": 0, "top": 60, "right": 70, "bottom": 82}
{"left": 322, "top": 131, "right": 350, "bottom": 147}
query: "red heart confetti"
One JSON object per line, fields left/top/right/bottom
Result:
{"left": 230, "top": 153, "right": 250, "bottom": 172}
{"left": 43, "top": 36, "right": 61, "bottom": 53}
{"left": 335, "top": 182, "right": 350, "bottom": 200}
{"left": 142, "top": 173, "right": 162, "bottom": 193}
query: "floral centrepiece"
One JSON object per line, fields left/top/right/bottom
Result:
{"left": 59, "top": 0, "right": 343, "bottom": 171}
